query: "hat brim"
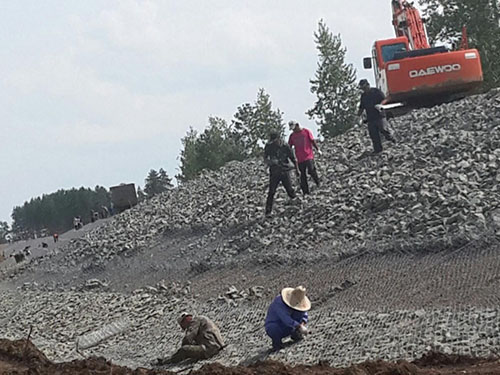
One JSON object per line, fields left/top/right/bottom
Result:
{"left": 281, "top": 288, "right": 311, "bottom": 312}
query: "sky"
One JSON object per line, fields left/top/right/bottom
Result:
{"left": 0, "top": 1, "right": 393, "bottom": 224}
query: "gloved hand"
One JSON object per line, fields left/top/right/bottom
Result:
{"left": 317, "top": 149, "right": 323, "bottom": 156}
{"left": 374, "top": 104, "right": 383, "bottom": 112}
{"left": 296, "top": 324, "right": 309, "bottom": 335}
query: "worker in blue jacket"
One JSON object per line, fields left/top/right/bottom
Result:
{"left": 265, "top": 286, "right": 311, "bottom": 351}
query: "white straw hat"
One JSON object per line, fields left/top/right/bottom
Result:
{"left": 281, "top": 286, "right": 311, "bottom": 312}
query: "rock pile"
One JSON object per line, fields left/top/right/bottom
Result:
{"left": 11, "top": 90, "right": 500, "bottom": 278}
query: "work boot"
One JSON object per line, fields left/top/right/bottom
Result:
{"left": 271, "top": 343, "right": 283, "bottom": 352}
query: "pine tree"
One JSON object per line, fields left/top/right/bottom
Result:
{"left": 232, "top": 88, "right": 285, "bottom": 156}
{"left": 307, "top": 20, "right": 359, "bottom": 138}
{"left": 177, "top": 128, "right": 200, "bottom": 183}
{"left": 158, "top": 168, "right": 173, "bottom": 193}
{"left": 144, "top": 169, "right": 161, "bottom": 198}
{"left": 419, "top": 0, "right": 500, "bottom": 89}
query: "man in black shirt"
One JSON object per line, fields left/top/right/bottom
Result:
{"left": 357, "top": 79, "right": 395, "bottom": 154}
{"left": 264, "top": 132, "right": 299, "bottom": 216}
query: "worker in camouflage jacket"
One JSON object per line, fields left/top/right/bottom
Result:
{"left": 156, "top": 313, "right": 225, "bottom": 365}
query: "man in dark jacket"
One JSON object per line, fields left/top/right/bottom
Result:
{"left": 156, "top": 313, "right": 225, "bottom": 365}
{"left": 357, "top": 79, "right": 395, "bottom": 154}
{"left": 264, "top": 132, "right": 299, "bottom": 216}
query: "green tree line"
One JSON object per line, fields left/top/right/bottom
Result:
{"left": 11, "top": 186, "right": 111, "bottom": 237}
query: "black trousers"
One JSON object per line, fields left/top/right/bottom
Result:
{"left": 298, "top": 160, "right": 320, "bottom": 195}
{"left": 368, "top": 119, "right": 394, "bottom": 153}
{"left": 266, "top": 171, "right": 296, "bottom": 214}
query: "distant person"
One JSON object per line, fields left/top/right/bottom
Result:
{"left": 357, "top": 79, "right": 395, "bottom": 154}
{"left": 101, "top": 206, "right": 109, "bottom": 218}
{"left": 74, "top": 216, "right": 82, "bottom": 230}
{"left": 155, "top": 313, "right": 225, "bottom": 365}
{"left": 265, "top": 286, "right": 311, "bottom": 351}
{"left": 53, "top": 233, "right": 59, "bottom": 243}
{"left": 11, "top": 252, "right": 25, "bottom": 263}
{"left": 264, "top": 132, "right": 299, "bottom": 217}
{"left": 288, "top": 121, "right": 321, "bottom": 195}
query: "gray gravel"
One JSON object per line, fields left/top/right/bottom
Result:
{"left": 1, "top": 290, "right": 499, "bottom": 371}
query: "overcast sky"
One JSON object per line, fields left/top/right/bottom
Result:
{"left": 0, "top": 1, "right": 394, "bottom": 223}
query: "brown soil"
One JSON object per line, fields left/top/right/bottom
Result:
{"left": 1, "top": 339, "right": 500, "bottom": 375}
{"left": 0, "top": 339, "right": 174, "bottom": 375}
{"left": 191, "top": 356, "right": 500, "bottom": 375}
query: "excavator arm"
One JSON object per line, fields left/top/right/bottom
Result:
{"left": 391, "top": 0, "right": 430, "bottom": 50}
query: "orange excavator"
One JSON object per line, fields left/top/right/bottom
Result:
{"left": 363, "top": 0, "right": 483, "bottom": 110}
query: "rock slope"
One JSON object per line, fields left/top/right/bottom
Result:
{"left": 15, "top": 89, "right": 500, "bottom": 277}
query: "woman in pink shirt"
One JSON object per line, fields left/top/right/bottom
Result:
{"left": 288, "top": 121, "right": 321, "bottom": 195}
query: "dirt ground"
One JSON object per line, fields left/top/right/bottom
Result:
{"left": 1, "top": 339, "right": 500, "bottom": 375}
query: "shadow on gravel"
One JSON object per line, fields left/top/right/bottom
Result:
{"left": 2, "top": 339, "right": 500, "bottom": 375}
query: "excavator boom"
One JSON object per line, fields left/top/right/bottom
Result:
{"left": 392, "top": 0, "right": 430, "bottom": 50}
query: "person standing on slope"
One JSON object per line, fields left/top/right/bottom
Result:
{"left": 264, "top": 132, "right": 299, "bottom": 217}
{"left": 288, "top": 121, "right": 321, "bottom": 195}
{"left": 357, "top": 79, "right": 395, "bottom": 154}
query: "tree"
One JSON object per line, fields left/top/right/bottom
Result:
{"left": 144, "top": 169, "right": 161, "bottom": 198}
{"left": 232, "top": 88, "right": 285, "bottom": 156}
{"left": 158, "top": 168, "right": 173, "bottom": 192}
{"left": 177, "top": 117, "right": 246, "bottom": 182}
{"left": 0, "top": 221, "right": 9, "bottom": 244}
{"left": 136, "top": 186, "right": 146, "bottom": 202}
{"left": 144, "top": 168, "right": 174, "bottom": 198}
{"left": 177, "top": 127, "right": 200, "bottom": 183}
{"left": 307, "top": 20, "right": 359, "bottom": 138}
{"left": 419, "top": 0, "right": 500, "bottom": 89}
